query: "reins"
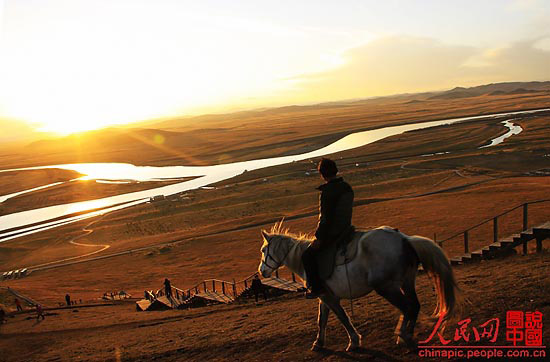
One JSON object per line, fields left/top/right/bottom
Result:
{"left": 343, "top": 250, "right": 355, "bottom": 320}
{"left": 262, "top": 239, "right": 295, "bottom": 272}
{"left": 264, "top": 234, "right": 355, "bottom": 321}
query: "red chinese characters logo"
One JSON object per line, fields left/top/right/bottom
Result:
{"left": 420, "top": 316, "right": 500, "bottom": 345}
{"left": 506, "top": 311, "right": 524, "bottom": 346}
{"left": 506, "top": 310, "right": 543, "bottom": 346}
{"left": 420, "top": 310, "right": 543, "bottom": 346}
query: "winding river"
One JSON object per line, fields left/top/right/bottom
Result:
{"left": 0, "top": 108, "right": 547, "bottom": 241}
{"left": 479, "top": 119, "right": 523, "bottom": 148}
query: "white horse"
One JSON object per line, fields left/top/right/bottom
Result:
{"left": 258, "top": 223, "right": 460, "bottom": 351}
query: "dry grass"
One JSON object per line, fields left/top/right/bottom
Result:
{"left": 1, "top": 93, "right": 549, "bottom": 168}
{"left": 1, "top": 252, "right": 549, "bottom": 362}
{"left": 1, "top": 94, "right": 550, "bottom": 361}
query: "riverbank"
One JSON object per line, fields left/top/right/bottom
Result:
{"left": 2, "top": 107, "right": 548, "bottom": 240}
{"left": 1, "top": 107, "right": 549, "bottom": 275}
{"left": 1, "top": 94, "right": 550, "bottom": 361}
{"left": 0, "top": 168, "right": 82, "bottom": 196}
{"left": 1, "top": 93, "right": 549, "bottom": 169}
{"left": 0, "top": 176, "right": 194, "bottom": 216}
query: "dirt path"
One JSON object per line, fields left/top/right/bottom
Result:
{"left": 28, "top": 216, "right": 110, "bottom": 271}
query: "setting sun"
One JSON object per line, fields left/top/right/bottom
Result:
{"left": 1, "top": 2, "right": 550, "bottom": 360}
{"left": 0, "top": 1, "right": 348, "bottom": 134}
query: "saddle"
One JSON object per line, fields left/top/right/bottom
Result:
{"left": 334, "top": 230, "right": 363, "bottom": 266}
{"left": 318, "top": 226, "right": 399, "bottom": 280}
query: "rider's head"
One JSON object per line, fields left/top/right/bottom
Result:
{"left": 318, "top": 158, "right": 338, "bottom": 181}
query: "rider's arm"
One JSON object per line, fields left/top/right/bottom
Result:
{"left": 314, "top": 190, "right": 331, "bottom": 244}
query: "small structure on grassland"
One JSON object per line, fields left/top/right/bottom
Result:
{"left": 1, "top": 268, "right": 30, "bottom": 280}
{"left": 149, "top": 195, "right": 166, "bottom": 202}
{"left": 136, "top": 296, "right": 174, "bottom": 311}
{"left": 136, "top": 271, "right": 305, "bottom": 311}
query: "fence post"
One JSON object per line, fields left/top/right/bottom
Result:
{"left": 536, "top": 238, "right": 543, "bottom": 253}
{"left": 212, "top": 280, "right": 216, "bottom": 292}
{"left": 275, "top": 269, "right": 279, "bottom": 278}
{"left": 222, "top": 282, "right": 226, "bottom": 295}
{"left": 523, "top": 203, "right": 529, "bottom": 230}
{"left": 493, "top": 217, "right": 498, "bottom": 243}
{"left": 244, "top": 280, "right": 248, "bottom": 289}
{"left": 464, "top": 231, "right": 469, "bottom": 253}
{"left": 292, "top": 273, "right": 296, "bottom": 282}
{"left": 232, "top": 279, "right": 237, "bottom": 298}
{"left": 203, "top": 281, "right": 207, "bottom": 292}
{"left": 434, "top": 233, "right": 442, "bottom": 247}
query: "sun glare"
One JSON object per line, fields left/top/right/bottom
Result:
{"left": 1, "top": 71, "right": 204, "bottom": 135}
{"left": 1, "top": 40, "right": 295, "bottom": 136}
{"left": 0, "top": 2, "right": 364, "bottom": 135}
{"left": 0, "top": 2, "right": 548, "bottom": 136}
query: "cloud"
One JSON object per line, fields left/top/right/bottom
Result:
{"left": 461, "top": 38, "right": 550, "bottom": 80}
{"left": 507, "top": 0, "right": 541, "bottom": 11}
{"left": 533, "top": 37, "right": 550, "bottom": 52}
{"left": 289, "top": 35, "right": 550, "bottom": 101}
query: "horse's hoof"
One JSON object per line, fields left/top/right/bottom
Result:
{"left": 311, "top": 342, "right": 324, "bottom": 352}
{"left": 346, "top": 334, "right": 362, "bottom": 352}
{"left": 396, "top": 335, "right": 418, "bottom": 350}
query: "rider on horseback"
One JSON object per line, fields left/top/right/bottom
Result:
{"left": 302, "top": 157, "right": 355, "bottom": 298}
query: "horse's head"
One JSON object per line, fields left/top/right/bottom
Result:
{"left": 258, "top": 230, "right": 285, "bottom": 278}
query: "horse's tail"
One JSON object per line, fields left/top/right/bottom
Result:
{"left": 407, "top": 235, "right": 460, "bottom": 323}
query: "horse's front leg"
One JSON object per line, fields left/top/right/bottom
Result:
{"left": 312, "top": 301, "right": 330, "bottom": 351}
{"left": 321, "top": 296, "right": 362, "bottom": 352}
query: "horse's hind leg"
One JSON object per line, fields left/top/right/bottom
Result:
{"left": 312, "top": 301, "right": 330, "bottom": 351}
{"left": 375, "top": 283, "right": 417, "bottom": 349}
{"left": 402, "top": 271, "right": 420, "bottom": 338}
{"left": 321, "top": 296, "right": 362, "bottom": 352}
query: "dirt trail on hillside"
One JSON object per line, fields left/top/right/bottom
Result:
{"left": 1, "top": 252, "right": 549, "bottom": 361}
{"left": 27, "top": 216, "right": 110, "bottom": 271}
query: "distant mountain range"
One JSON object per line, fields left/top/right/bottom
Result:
{"left": 142, "top": 81, "right": 550, "bottom": 130}
{"left": 426, "top": 81, "right": 550, "bottom": 100}
{"left": 2, "top": 80, "right": 549, "bottom": 146}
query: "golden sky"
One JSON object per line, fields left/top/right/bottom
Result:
{"left": 0, "top": 0, "right": 549, "bottom": 135}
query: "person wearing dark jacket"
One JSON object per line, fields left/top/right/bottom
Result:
{"left": 250, "top": 274, "right": 268, "bottom": 303}
{"left": 302, "top": 158, "right": 354, "bottom": 298}
{"left": 15, "top": 298, "right": 23, "bottom": 312}
{"left": 0, "top": 307, "right": 6, "bottom": 324}
{"left": 36, "top": 304, "right": 45, "bottom": 321}
{"left": 164, "top": 278, "right": 172, "bottom": 298}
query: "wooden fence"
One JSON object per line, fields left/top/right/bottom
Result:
{"left": 436, "top": 199, "right": 550, "bottom": 254}
{"left": 155, "top": 268, "right": 299, "bottom": 302}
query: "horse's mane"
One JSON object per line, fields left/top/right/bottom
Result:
{"left": 269, "top": 220, "right": 313, "bottom": 243}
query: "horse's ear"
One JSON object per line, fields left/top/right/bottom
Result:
{"left": 261, "top": 230, "right": 270, "bottom": 240}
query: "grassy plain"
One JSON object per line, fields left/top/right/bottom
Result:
{"left": 1, "top": 253, "right": 549, "bottom": 362}
{"left": 1, "top": 89, "right": 550, "bottom": 361}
